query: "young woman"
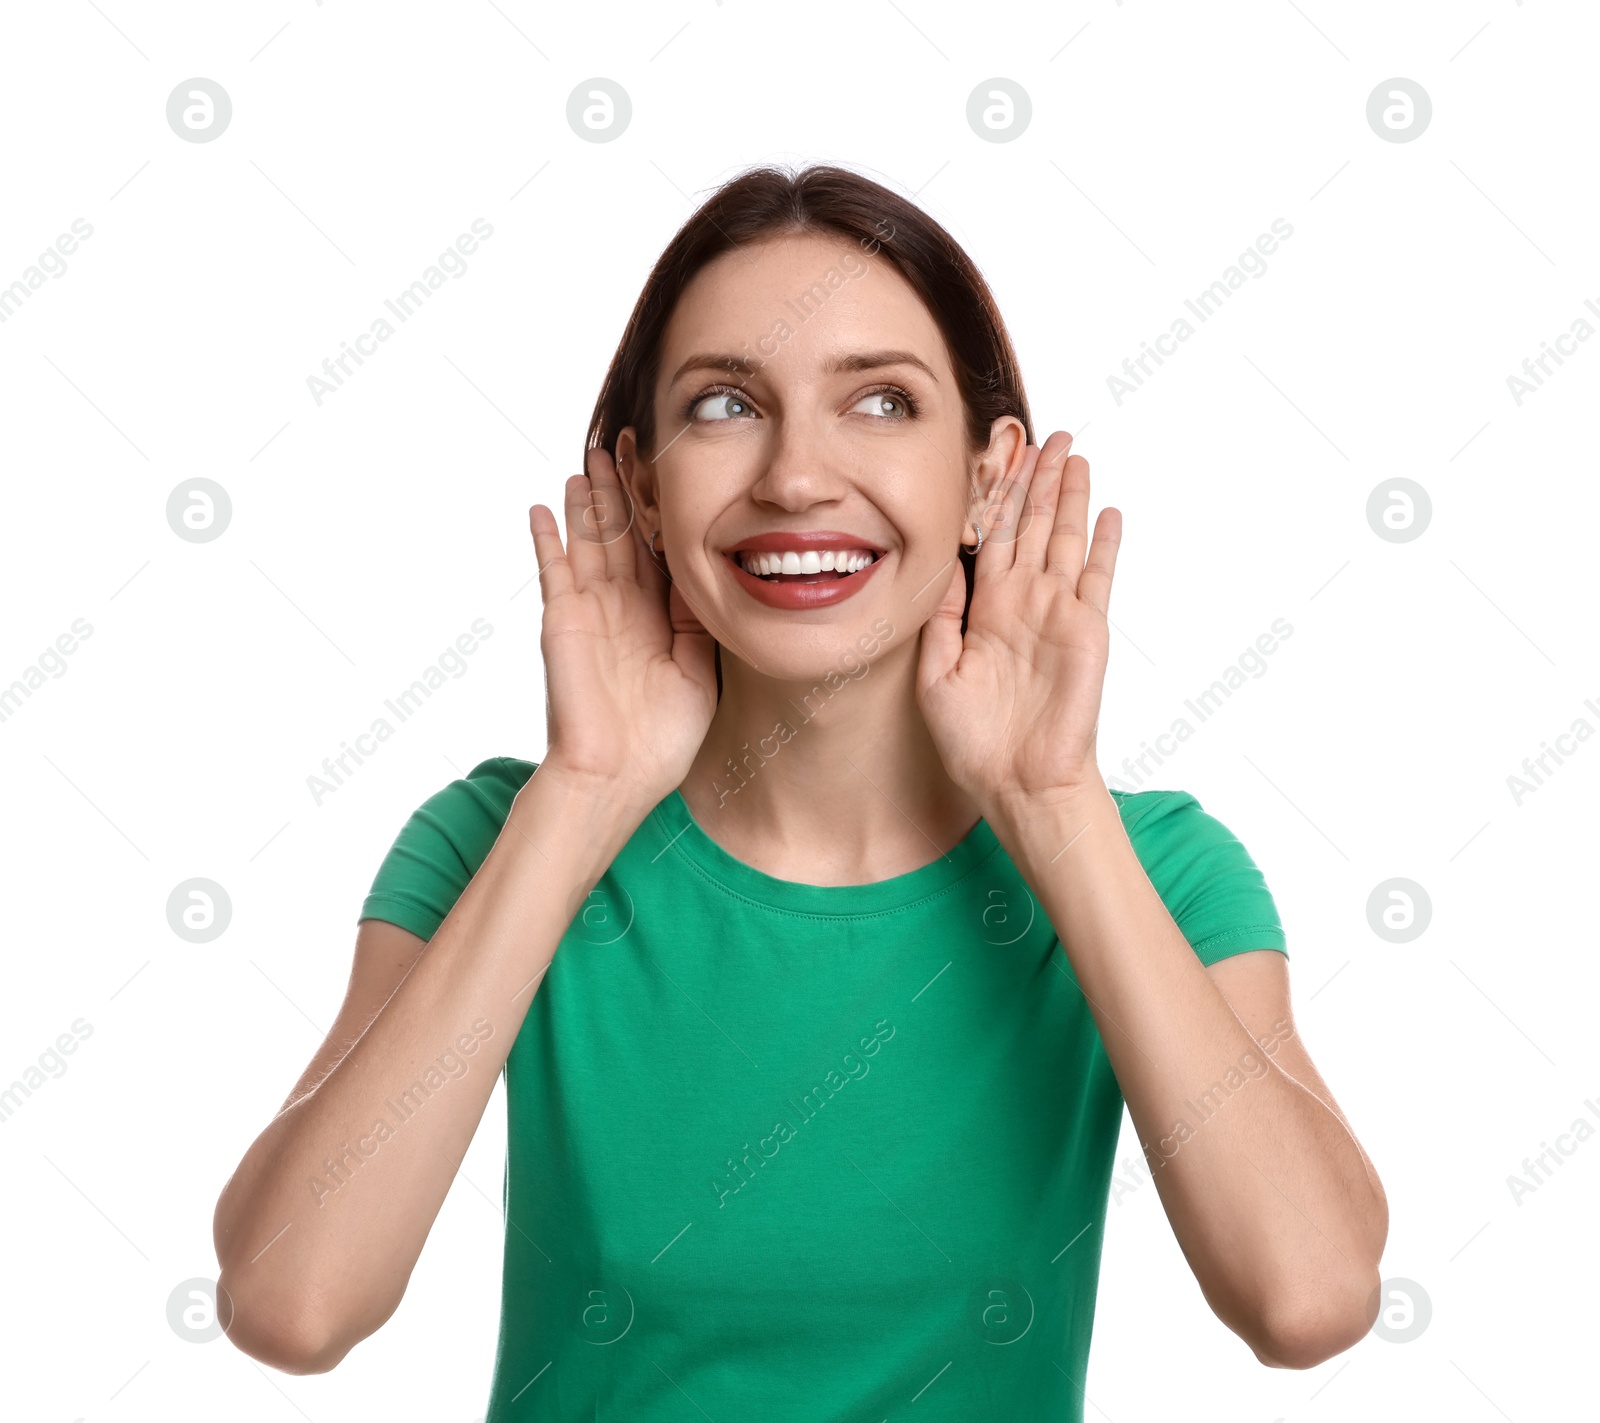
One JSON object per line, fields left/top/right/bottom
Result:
{"left": 213, "top": 163, "right": 1387, "bottom": 1420}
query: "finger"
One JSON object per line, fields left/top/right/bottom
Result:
{"left": 916, "top": 552, "right": 967, "bottom": 700}
{"left": 1015, "top": 431, "right": 1073, "bottom": 572}
{"left": 1032, "top": 432, "right": 1085, "bottom": 580}
{"left": 566, "top": 470, "right": 608, "bottom": 585}
{"left": 584, "top": 444, "right": 640, "bottom": 581}
{"left": 1077, "top": 506, "right": 1122, "bottom": 615}
{"left": 530, "top": 497, "right": 575, "bottom": 605}
{"left": 978, "top": 443, "right": 1041, "bottom": 578}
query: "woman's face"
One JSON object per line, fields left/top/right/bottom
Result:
{"left": 617, "top": 230, "right": 1023, "bottom": 680}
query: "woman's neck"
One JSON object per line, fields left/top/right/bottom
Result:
{"left": 676, "top": 641, "right": 984, "bottom": 886}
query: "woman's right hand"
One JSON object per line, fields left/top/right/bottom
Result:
{"left": 528, "top": 445, "right": 719, "bottom": 811}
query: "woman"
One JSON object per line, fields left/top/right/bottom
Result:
{"left": 213, "top": 163, "right": 1387, "bottom": 1419}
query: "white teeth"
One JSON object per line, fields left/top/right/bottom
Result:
{"left": 737, "top": 548, "right": 878, "bottom": 577}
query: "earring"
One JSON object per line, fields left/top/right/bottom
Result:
{"left": 969, "top": 520, "right": 984, "bottom": 555}
{"left": 648, "top": 528, "right": 673, "bottom": 582}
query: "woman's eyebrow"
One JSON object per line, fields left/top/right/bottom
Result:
{"left": 667, "top": 348, "right": 940, "bottom": 388}
{"left": 822, "top": 349, "right": 940, "bottom": 384}
{"left": 668, "top": 352, "right": 758, "bottom": 386}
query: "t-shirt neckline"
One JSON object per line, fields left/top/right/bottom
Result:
{"left": 652, "top": 785, "right": 1002, "bottom": 918}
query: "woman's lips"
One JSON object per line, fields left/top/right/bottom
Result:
{"left": 723, "top": 551, "right": 885, "bottom": 609}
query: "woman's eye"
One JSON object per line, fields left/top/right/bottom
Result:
{"left": 851, "top": 390, "right": 912, "bottom": 418}
{"left": 691, "top": 391, "right": 755, "bottom": 420}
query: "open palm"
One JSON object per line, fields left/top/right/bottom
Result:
{"left": 530, "top": 447, "right": 719, "bottom": 809}
{"left": 916, "top": 432, "right": 1121, "bottom": 813}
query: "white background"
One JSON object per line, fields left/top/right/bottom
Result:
{"left": 1, "top": 1, "right": 1593, "bottom": 1419}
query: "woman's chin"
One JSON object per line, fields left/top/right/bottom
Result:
{"left": 713, "top": 615, "right": 898, "bottom": 687}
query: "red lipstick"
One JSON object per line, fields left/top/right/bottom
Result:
{"left": 721, "top": 530, "right": 889, "bottom": 610}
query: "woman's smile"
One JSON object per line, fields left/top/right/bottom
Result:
{"left": 719, "top": 527, "right": 890, "bottom": 609}
{"left": 721, "top": 544, "right": 888, "bottom": 609}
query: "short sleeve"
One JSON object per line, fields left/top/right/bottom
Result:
{"left": 1113, "top": 789, "right": 1287, "bottom": 966}
{"left": 358, "top": 756, "right": 538, "bottom": 941}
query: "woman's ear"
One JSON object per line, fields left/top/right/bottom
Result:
{"left": 613, "top": 426, "right": 659, "bottom": 538}
{"left": 966, "top": 416, "right": 1028, "bottom": 535}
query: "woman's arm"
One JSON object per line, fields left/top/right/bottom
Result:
{"left": 918, "top": 432, "right": 1385, "bottom": 1366}
{"left": 989, "top": 781, "right": 1387, "bottom": 1369}
{"left": 270, "top": 919, "right": 429, "bottom": 1119}
{"left": 213, "top": 452, "right": 717, "bottom": 1373}
{"left": 211, "top": 767, "right": 651, "bottom": 1374}
{"left": 1204, "top": 948, "right": 1389, "bottom": 1233}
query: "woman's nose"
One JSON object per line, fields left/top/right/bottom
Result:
{"left": 747, "top": 416, "right": 854, "bottom": 507}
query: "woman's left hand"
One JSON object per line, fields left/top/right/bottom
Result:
{"left": 916, "top": 430, "right": 1122, "bottom": 817}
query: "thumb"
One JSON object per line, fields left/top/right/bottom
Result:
{"left": 917, "top": 555, "right": 967, "bottom": 699}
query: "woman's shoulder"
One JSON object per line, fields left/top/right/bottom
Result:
{"left": 1106, "top": 782, "right": 1253, "bottom": 857}
{"left": 1105, "top": 784, "right": 1287, "bottom": 961}
{"left": 406, "top": 749, "right": 537, "bottom": 816}
{"left": 1107, "top": 783, "right": 1201, "bottom": 828}
{"left": 412, "top": 755, "right": 540, "bottom": 825}
{"left": 378, "top": 756, "right": 543, "bottom": 863}
{"left": 462, "top": 754, "right": 541, "bottom": 792}
{"left": 357, "top": 756, "right": 542, "bottom": 940}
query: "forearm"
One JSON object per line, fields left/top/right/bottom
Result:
{"left": 988, "top": 779, "right": 1384, "bottom": 1357}
{"left": 213, "top": 767, "right": 646, "bottom": 1371}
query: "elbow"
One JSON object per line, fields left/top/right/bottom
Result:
{"left": 214, "top": 1270, "right": 356, "bottom": 1376}
{"left": 1246, "top": 1266, "right": 1382, "bottom": 1370}
{"left": 237, "top": 1333, "right": 347, "bottom": 1378}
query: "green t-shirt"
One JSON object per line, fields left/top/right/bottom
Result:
{"left": 359, "top": 756, "right": 1287, "bottom": 1421}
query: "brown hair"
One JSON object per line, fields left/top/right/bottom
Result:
{"left": 585, "top": 161, "right": 1034, "bottom": 637}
